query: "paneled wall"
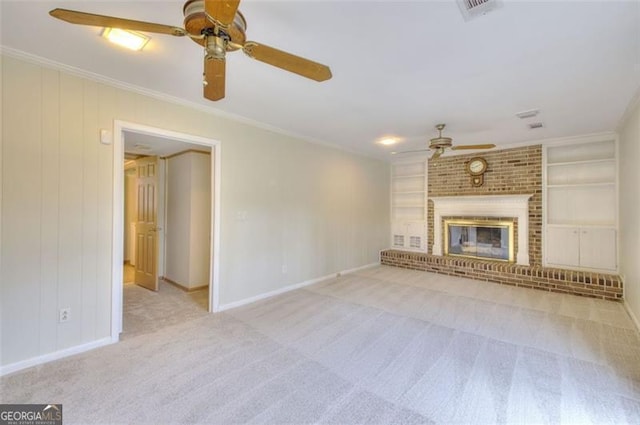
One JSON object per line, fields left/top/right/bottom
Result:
{"left": 0, "top": 54, "right": 390, "bottom": 367}
{"left": 427, "top": 145, "right": 543, "bottom": 265}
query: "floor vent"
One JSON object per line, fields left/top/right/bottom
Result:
{"left": 457, "top": 0, "right": 503, "bottom": 21}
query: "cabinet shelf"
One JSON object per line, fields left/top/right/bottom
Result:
{"left": 547, "top": 182, "right": 614, "bottom": 188}
{"left": 547, "top": 158, "right": 615, "bottom": 167}
{"left": 547, "top": 220, "right": 616, "bottom": 227}
{"left": 391, "top": 160, "right": 427, "bottom": 251}
{"left": 544, "top": 139, "right": 617, "bottom": 272}
{"left": 547, "top": 223, "right": 616, "bottom": 229}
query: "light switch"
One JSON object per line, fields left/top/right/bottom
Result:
{"left": 100, "top": 129, "right": 112, "bottom": 145}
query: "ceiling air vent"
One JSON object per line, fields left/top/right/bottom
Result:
{"left": 457, "top": 0, "right": 503, "bottom": 21}
{"left": 516, "top": 109, "right": 540, "bottom": 119}
{"left": 528, "top": 122, "right": 544, "bottom": 130}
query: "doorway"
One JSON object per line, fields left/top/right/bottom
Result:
{"left": 111, "top": 121, "right": 221, "bottom": 339}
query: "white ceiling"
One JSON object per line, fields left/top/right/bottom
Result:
{"left": 2, "top": 1, "right": 639, "bottom": 160}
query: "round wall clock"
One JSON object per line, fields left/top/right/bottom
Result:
{"left": 466, "top": 157, "right": 488, "bottom": 176}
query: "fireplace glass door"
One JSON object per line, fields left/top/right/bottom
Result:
{"left": 444, "top": 219, "right": 514, "bottom": 262}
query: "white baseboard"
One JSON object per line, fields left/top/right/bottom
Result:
{"left": 340, "top": 262, "right": 380, "bottom": 275}
{"left": 0, "top": 336, "right": 116, "bottom": 377}
{"left": 623, "top": 300, "right": 640, "bottom": 333}
{"left": 217, "top": 262, "right": 380, "bottom": 312}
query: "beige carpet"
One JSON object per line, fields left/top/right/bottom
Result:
{"left": 122, "top": 279, "right": 209, "bottom": 339}
{"left": 2, "top": 265, "right": 640, "bottom": 424}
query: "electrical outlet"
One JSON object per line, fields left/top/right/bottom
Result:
{"left": 59, "top": 308, "right": 70, "bottom": 323}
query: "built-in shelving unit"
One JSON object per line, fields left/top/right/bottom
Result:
{"left": 391, "top": 159, "right": 427, "bottom": 251}
{"left": 544, "top": 138, "right": 617, "bottom": 271}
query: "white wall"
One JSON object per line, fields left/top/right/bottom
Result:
{"left": 619, "top": 94, "right": 640, "bottom": 326}
{"left": 0, "top": 54, "right": 390, "bottom": 367}
{"left": 165, "top": 152, "right": 211, "bottom": 288}
{"left": 188, "top": 152, "right": 212, "bottom": 288}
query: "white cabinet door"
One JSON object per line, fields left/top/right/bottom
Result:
{"left": 579, "top": 228, "right": 616, "bottom": 271}
{"left": 546, "top": 227, "right": 580, "bottom": 267}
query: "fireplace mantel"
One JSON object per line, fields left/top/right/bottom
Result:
{"left": 431, "top": 194, "right": 533, "bottom": 265}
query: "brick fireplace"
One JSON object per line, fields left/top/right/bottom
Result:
{"left": 431, "top": 194, "right": 532, "bottom": 265}
{"left": 382, "top": 144, "right": 623, "bottom": 301}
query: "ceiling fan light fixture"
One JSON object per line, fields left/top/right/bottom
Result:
{"left": 101, "top": 27, "right": 150, "bottom": 51}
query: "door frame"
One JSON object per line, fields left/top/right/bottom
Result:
{"left": 111, "top": 120, "right": 221, "bottom": 339}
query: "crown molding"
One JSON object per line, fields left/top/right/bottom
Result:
{"left": 617, "top": 85, "right": 640, "bottom": 131}
{"left": 0, "top": 46, "right": 375, "bottom": 160}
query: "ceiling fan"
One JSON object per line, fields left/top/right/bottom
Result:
{"left": 392, "top": 124, "right": 496, "bottom": 159}
{"left": 49, "top": 0, "right": 332, "bottom": 101}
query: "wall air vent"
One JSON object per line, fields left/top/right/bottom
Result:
{"left": 528, "top": 122, "right": 544, "bottom": 129}
{"left": 457, "top": 0, "right": 503, "bottom": 21}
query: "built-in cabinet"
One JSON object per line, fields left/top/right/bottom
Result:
{"left": 391, "top": 159, "right": 427, "bottom": 251}
{"left": 544, "top": 138, "right": 617, "bottom": 272}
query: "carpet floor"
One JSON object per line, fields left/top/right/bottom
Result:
{"left": 2, "top": 265, "right": 640, "bottom": 424}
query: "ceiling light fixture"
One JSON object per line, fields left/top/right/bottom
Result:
{"left": 101, "top": 27, "right": 150, "bottom": 51}
{"left": 378, "top": 137, "right": 398, "bottom": 146}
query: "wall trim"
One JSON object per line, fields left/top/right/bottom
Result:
{"left": 623, "top": 300, "right": 640, "bottom": 333}
{"left": 0, "top": 46, "right": 371, "bottom": 160}
{"left": 217, "top": 262, "right": 380, "bottom": 312}
{"left": 616, "top": 85, "right": 640, "bottom": 131}
{"left": 0, "top": 337, "right": 116, "bottom": 377}
{"left": 112, "top": 121, "right": 223, "bottom": 342}
{"left": 161, "top": 276, "right": 207, "bottom": 293}
{"left": 161, "top": 149, "right": 211, "bottom": 160}
{"left": 393, "top": 132, "right": 618, "bottom": 162}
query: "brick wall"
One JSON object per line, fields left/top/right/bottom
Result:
{"left": 427, "top": 145, "right": 543, "bottom": 265}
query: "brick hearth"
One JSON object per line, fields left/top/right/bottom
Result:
{"left": 381, "top": 250, "right": 623, "bottom": 301}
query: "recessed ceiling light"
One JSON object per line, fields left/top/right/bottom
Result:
{"left": 102, "top": 28, "right": 150, "bottom": 51}
{"left": 378, "top": 137, "right": 398, "bottom": 146}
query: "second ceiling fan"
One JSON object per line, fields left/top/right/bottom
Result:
{"left": 49, "top": 0, "right": 332, "bottom": 101}
{"left": 393, "top": 124, "right": 496, "bottom": 159}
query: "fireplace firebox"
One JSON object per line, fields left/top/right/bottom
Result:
{"left": 444, "top": 219, "right": 515, "bottom": 262}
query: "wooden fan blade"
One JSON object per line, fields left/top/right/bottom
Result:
{"left": 204, "top": 57, "right": 226, "bottom": 101}
{"left": 205, "top": 0, "right": 241, "bottom": 27}
{"left": 431, "top": 149, "right": 444, "bottom": 160}
{"left": 49, "top": 8, "right": 187, "bottom": 36}
{"left": 451, "top": 144, "right": 496, "bottom": 150}
{"left": 391, "top": 149, "right": 429, "bottom": 155}
{"left": 243, "top": 42, "right": 332, "bottom": 82}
